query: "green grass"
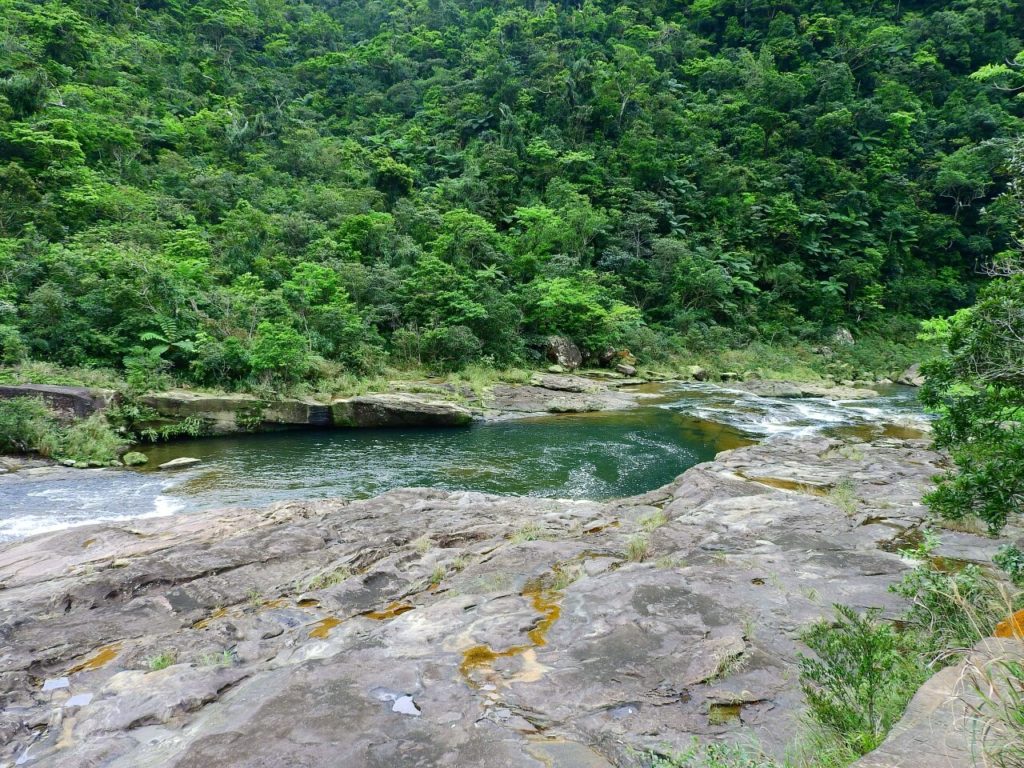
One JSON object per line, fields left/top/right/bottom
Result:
{"left": 625, "top": 534, "right": 651, "bottom": 563}
{"left": 147, "top": 651, "right": 177, "bottom": 671}
{"left": 827, "top": 480, "right": 858, "bottom": 515}
{"left": 306, "top": 566, "right": 353, "bottom": 591}
{"left": 640, "top": 509, "right": 669, "bottom": 531}
{"left": 199, "top": 649, "right": 236, "bottom": 667}
{"left": 646, "top": 740, "right": 781, "bottom": 768}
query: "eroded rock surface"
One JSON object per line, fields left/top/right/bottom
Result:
{"left": 330, "top": 393, "right": 474, "bottom": 428}
{"left": 854, "top": 638, "right": 1024, "bottom": 768}
{"left": 734, "top": 380, "right": 880, "bottom": 400}
{"left": 0, "top": 437, "right": 991, "bottom": 767}
{"left": 0, "top": 384, "right": 118, "bottom": 420}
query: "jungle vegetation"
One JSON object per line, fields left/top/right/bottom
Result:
{"left": 0, "top": 0, "right": 1021, "bottom": 390}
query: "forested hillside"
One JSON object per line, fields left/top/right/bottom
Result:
{"left": 1, "top": 0, "right": 1021, "bottom": 387}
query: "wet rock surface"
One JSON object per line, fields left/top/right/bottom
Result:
{"left": 734, "top": 380, "right": 880, "bottom": 400}
{"left": 0, "top": 436, "right": 992, "bottom": 767}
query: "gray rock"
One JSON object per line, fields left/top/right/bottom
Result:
{"left": 0, "top": 435, "right": 990, "bottom": 768}
{"left": 833, "top": 327, "right": 855, "bottom": 346}
{"left": 0, "top": 384, "right": 118, "bottom": 421}
{"left": 897, "top": 363, "right": 926, "bottom": 387}
{"left": 615, "top": 363, "right": 637, "bottom": 376}
{"left": 545, "top": 335, "right": 583, "bottom": 370}
{"left": 141, "top": 391, "right": 331, "bottom": 435}
{"left": 736, "top": 380, "right": 880, "bottom": 400}
{"left": 527, "top": 373, "right": 599, "bottom": 393}
{"left": 158, "top": 457, "right": 201, "bottom": 470}
{"left": 687, "top": 365, "right": 708, "bottom": 381}
{"left": 330, "top": 393, "right": 473, "bottom": 428}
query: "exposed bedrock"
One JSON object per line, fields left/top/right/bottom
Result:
{"left": 0, "top": 436, "right": 1001, "bottom": 767}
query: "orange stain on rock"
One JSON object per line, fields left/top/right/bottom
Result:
{"left": 192, "top": 607, "right": 227, "bottom": 630}
{"left": 459, "top": 579, "right": 562, "bottom": 686}
{"left": 995, "top": 609, "right": 1024, "bottom": 639}
{"left": 309, "top": 617, "right": 341, "bottom": 639}
{"left": 68, "top": 643, "right": 122, "bottom": 674}
{"left": 362, "top": 602, "right": 415, "bottom": 620}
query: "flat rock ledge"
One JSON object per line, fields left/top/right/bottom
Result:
{"left": 0, "top": 436, "right": 1004, "bottom": 767}
{"left": 733, "top": 380, "right": 881, "bottom": 400}
{"left": 139, "top": 375, "right": 647, "bottom": 435}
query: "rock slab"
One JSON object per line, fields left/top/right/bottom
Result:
{"left": 0, "top": 435, "right": 994, "bottom": 768}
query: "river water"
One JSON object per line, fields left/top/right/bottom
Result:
{"left": 0, "top": 383, "right": 928, "bottom": 541}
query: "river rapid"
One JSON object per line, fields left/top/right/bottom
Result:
{"left": 0, "top": 383, "right": 928, "bottom": 542}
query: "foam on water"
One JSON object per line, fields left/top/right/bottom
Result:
{"left": 661, "top": 382, "right": 929, "bottom": 438}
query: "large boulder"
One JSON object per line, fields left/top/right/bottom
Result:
{"left": 330, "top": 393, "right": 473, "bottom": 428}
{"left": 527, "top": 373, "right": 599, "bottom": 393}
{"left": 832, "top": 327, "right": 855, "bottom": 346}
{"left": 0, "top": 384, "right": 118, "bottom": 421}
{"left": 897, "top": 363, "right": 926, "bottom": 387}
{"left": 545, "top": 336, "right": 583, "bottom": 370}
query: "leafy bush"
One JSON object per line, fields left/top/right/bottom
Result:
{"left": 60, "top": 413, "right": 126, "bottom": 464}
{"left": 798, "top": 605, "right": 928, "bottom": 755}
{"left": 920, "top": 275, "right": 1024, "bottom": 534}
{"left": 996, "top": 546, "right": 1024, "bottom": 587}
{"left": 0, "top": 397, "right": 125, "bottom": 463}
{"left": 0, "top": 396, "right": 58, "bottom": 454}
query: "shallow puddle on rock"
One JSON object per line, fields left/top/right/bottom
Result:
{"left": 879, "top": 527, "right": 926, "bottom": 554}
{"left": 584, "top": 521, "right": 620, "bottom": 535}
{"left": 81, "top": 538, "right": 95, "bottom": 548}
{"left": 930, "top": 555, "right": 971, "bottom": 573}
{"left": 296, "top": 598, "right": 320, "bottom": 608}
{"left": 308, "top": 617, "right": 341, "bottom": 639}
{"left": 362, "top": 602, "right": 415, "bottom": 620}
{"left": 67, "top": 642, "right": 122, "bottom": 674}
{"left": 192, "top": 607, "right": 227, "bottom": 630}
{"left": 459, "top": 578, "right": 562, "bottom": 688}
{"left": 708, "top": 702, "right": 742, "bottom": 725}
{"left": 746, "top": 476, "right": 830, "bottom": 496}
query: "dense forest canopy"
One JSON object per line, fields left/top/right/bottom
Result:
{"left": 0, "top": 0, "right": 1021, "bottom": 385}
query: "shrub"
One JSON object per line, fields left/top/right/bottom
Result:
{"left": 0, "top": 397, "right": 125, "bottom": 463}
{"left": 798, "top": 605, "right": 928, "bottom": 755}
{"left": 0, "top": 396, "right": 57, "bottom": 454}
{"left": 996, "top": 546, "right": 1024, "bottom": 587}
{"left": 59, "top": 413, "right": 126, "bottom": 464}
{"left": 891, "top": 559, "right": 1010, "bottom": 653}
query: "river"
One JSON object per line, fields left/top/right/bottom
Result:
{"left": 0, "top": 383, "right": 928, "bottom": 541}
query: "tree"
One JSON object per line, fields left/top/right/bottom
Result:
{"left": 921, "top": 139, "right": 1024, "bottom": 534}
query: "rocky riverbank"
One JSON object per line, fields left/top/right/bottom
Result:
{"left": 0, "top": 434, "right": 1002, "bottom": 767}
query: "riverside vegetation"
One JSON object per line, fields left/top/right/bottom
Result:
{"left": 0, "top": 0, "right": 1021, "bottom": 390}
